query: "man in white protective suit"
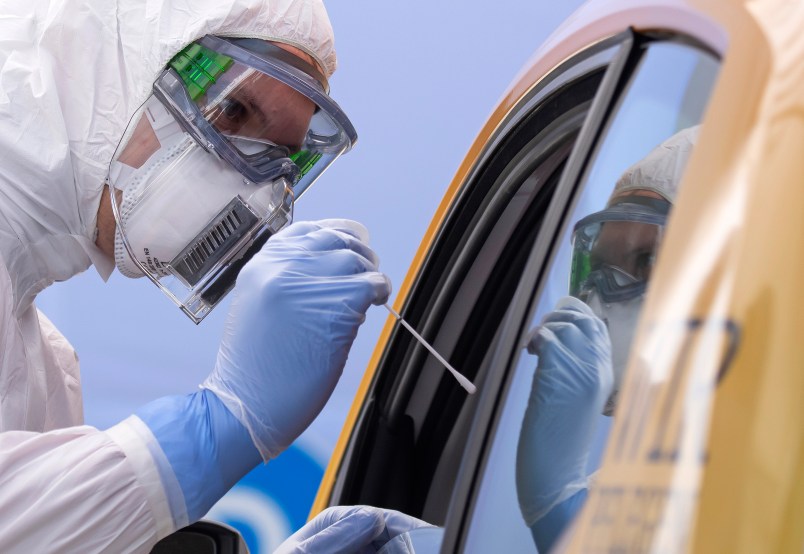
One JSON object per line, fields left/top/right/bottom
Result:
{"left": 0, "top": 0, "right": 428, "bottom": 551}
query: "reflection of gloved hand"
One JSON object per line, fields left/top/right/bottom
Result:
{"left": 133, "top": 220, "right": 390, "bottom": 526}
{"left": 274, "top": 506, "right": 434, "bottom": 554}
{"left": 515, "top": 296, "right": 613, "bottom": 552}
{"left": 203, "top": 219, "right": 391, "bottom": 460}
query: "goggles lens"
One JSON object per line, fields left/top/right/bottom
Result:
{"left": 156, "top": 36, "right": 356, "bottom": 195}
{"left": 569, "top": 200, "right": 669, "bottom": 303}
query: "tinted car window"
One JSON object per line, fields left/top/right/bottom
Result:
{"left": 461, "top": 39, "right": 718, "bottom": 553}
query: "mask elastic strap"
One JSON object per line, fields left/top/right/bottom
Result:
{"left": 607, "top": 194, "right": 671, "bottom": 215}
{"left": 145, "top": 96, "right": 185, "bottom": 146}
{"left": 108, "top": 161, "right": 135, "bottom": 190}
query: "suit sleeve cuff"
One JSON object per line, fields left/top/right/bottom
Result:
{"left": 105, "top": 415, "right": 189, "bottom": 537}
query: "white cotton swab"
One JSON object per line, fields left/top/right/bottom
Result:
{"left": 383, "top": 303, "right": 477, "bottom": 394}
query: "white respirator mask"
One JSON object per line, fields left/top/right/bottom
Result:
{"left": 111, "top": 97, "right": 289, "bottom": 280}
{"left": 107, "top": 36, "right": 357, "bottom": 323}
{"left": 584, "top": 290, "right": 643, "bottom": 415}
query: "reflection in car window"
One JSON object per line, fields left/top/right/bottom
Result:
{"left": 462, "top": 40, "right": 718, "bottom": 553}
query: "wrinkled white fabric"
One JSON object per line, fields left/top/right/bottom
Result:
{"left": 0, "top": 259, "right": 85, "bottom": 432}
{"left": 610, "top": 126, "right": 698, "bottom": 204}
{"left": 0, "top": 0, "right": 337, "bottom": 550}
{"left": 0, "top": 422, "right": 161, "bottom": 553}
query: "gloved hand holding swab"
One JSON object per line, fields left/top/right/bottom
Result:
{"left": 383, "top": 303, "right": 476, "bottom": 394}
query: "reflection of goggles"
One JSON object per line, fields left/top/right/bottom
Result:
{"left": 569, "top": 196, "right": 670, "bottom": 303}
{"left": 110, "top": 36, "right": 357, "bottom": 323}
{"left": 154, "top": 35, "right": 356, "bottom": 195}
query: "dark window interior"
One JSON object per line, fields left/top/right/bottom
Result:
{"left": 330, "top": 67, "right": 606, "bottom": 525}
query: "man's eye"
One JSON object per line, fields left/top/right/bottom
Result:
{"left": 218, "top": 99, "right": 248, "bottom": 127}
{"left": 634, "top": 251, "right": 656, "bottom": 280}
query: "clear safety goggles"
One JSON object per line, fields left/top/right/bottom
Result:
{"left": 154, "top": 35, "right": 356, "bottom": 196}
{"left": 110, "top": 35, "right": 357, "bottom": 323}
{"left": 569, "top": 196, "right": 670, "bottom": 303}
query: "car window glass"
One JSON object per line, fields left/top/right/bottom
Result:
{"left": 329, "top": 41, "right": 620, "bottom": 523}
{"left": 462, "top": 40, "right": 718, "bottom": 553}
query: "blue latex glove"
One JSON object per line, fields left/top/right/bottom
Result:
{"left": 376, "top": 528, "right": 445, "bottom": 554}
{"left": 515, "top": 296, "right": 613, "bottom": 553}
{"left": 135, "top": 219, "right": 389, "bottom": 526}
{"left": 274, "top": 505, "right": 434, "bottom": 554}
{"left": 202, "top": 219, "right": 391, "bottom": 460}
{"left": 136, "top": 389, "right": 260, "bottom": 524}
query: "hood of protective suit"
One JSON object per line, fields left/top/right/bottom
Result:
{"left": 0, "top": 0, "right": 336, "bottom": 316}
{"left": 609, "top": 125, "right": 699, "bottom": 205}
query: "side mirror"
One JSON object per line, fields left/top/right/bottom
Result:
{"left": 151, "top": 520, "right": 249, "bottom": 554}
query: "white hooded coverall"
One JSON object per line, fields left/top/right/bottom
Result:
{"left": 0, "top": 0, "right": 336, "bottom": 551}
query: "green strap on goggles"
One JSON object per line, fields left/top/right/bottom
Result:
{"left": 569, "top": 248, "right": 593, "bottom": 298}
{"left": 290, "top": 151, "right": 323, "bottom": 178}
{"left": 169, "top": 43, "right": 233, "bottom": 101}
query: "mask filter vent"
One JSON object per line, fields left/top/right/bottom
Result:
{"left": 171, "top": 196, "right": 258, "bottom": 286}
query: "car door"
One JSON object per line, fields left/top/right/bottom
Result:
{"left": 315, "top": 28, "right": 721, "bottom": 553}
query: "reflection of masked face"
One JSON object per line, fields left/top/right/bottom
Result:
{"left": 571, "top": 195, "right": 670, "bottom": 415}
{"left": 584, "top": 289, "right": 642, "bottom": 415}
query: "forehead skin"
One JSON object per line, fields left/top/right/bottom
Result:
{"left": 219, "top": 71, "right": 315, "bottom": 152}
{"left": 594, "top": 221, "right": 660, "bottom": 268}
{"left": 592, "top": 190, "right": 666, "bottom": 276}
{"left": 258, "top": 42, "right": 320, "bottom": 149}
{"left": 273, "top": 43, "right": 319, "bottom": 70}
{"left": 250, "top": 42, "right": 319, "bottom": 150}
